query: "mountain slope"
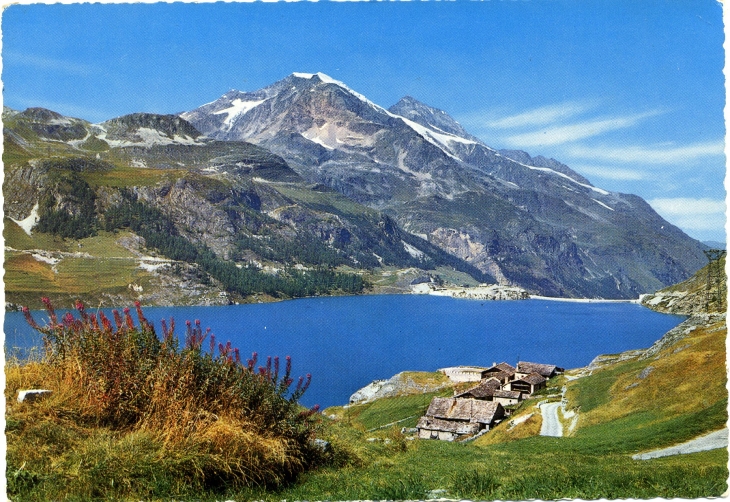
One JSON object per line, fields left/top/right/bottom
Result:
{"left": 639, "top": 254, "right": 726, "bottom": 315}
{"left": 182, "top": 73, "right": 707, "bottom": 299}
{"left": 4, "top": 107, "right": 492, "bottom": 308}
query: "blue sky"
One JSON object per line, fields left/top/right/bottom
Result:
{"left": 2, "top": 1, "right": 726, "bottom": 243}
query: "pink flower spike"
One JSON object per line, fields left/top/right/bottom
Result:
{"left": 22, "top": 307, "right": 40, "bottom": 330}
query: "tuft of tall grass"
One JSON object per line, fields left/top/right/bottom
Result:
{"left": 449, "top": 469, "right": 500, "bottom": 499}
{"left": 9, "top": 298, "right": 324, "bottom": 498}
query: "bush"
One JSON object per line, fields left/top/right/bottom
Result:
{"left": 13, "top": 298, "right": 323, "bottom": 496}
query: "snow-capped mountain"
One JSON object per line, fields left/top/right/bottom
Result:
{"left": 182, "top": 73, "right": 707, "bottom": 298}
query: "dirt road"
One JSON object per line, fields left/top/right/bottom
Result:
{"left": 540, "top": 402, "right": 563, "bottom": 437}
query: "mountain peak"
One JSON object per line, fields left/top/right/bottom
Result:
{"left": 388, "top": 96, "right": 473, "bottom": 140}
{"left": 98, "top": 113, "right": 204, "bottom": 147}
{"left": 19, "top": 107, "right": 72, "bottom": 123}
{"left": 291, "top": 71, "right": 336, "bottom": 83}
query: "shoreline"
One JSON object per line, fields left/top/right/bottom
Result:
{"left": 8, "top": 291, "right": 644, "bottom": 312}
{"left": 529, "top": 295, "right": 640, "bottom": 304}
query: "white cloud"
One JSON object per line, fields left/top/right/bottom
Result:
{"left": 567, "top": 140, "right": 725, "bottom": 165}
{"left": 504, "top": 110, "right": 664, "bottom": 147}
{"left": 649, "top": 197, "right": 726, "bottom": 232}
{"left": 487, "top": 101, "right": 595, "bottom": 129}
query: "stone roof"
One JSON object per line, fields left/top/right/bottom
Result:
{"left": 456, "top": 379, "right": 501, "bottom": 399}
{"left": 516, "top": 361, "right": 558, "bottom": 377}
{"left": 517, "top": 372, "right": 547, "bottom": 385}
{"left": 493, "top": 389, "right": 522, "bottom": 399}
{"left": 487, "top": 362, "right": 516, "bottom": 377}
{"left": 416, "top": 416, "right": 481, "bottom": 435}
{"left": 424, "top": 397, "right": 503, "bottom": 424}
{"left": 485, "top": 370, "right": 511, "bottom": 382}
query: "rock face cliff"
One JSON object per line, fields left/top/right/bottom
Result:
{"left": 349, "top": 371, "right": 453, "bottom": 405}
{"left": 182, "top": 73, "right": 707, "bottom": 299}
{"left": 639, "top": 255, "right": 726, "bottom": 315}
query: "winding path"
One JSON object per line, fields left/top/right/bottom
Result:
{"left": 540, "top": 402, "right": 563, "bottom": 437}
{"left": 632, "top": 429, "right": 728, "bottom": 460}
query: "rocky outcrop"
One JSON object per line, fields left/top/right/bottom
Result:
{"left": 639, "top": 255, "right": 725, "bottom": 315}
{"left": 639, "top": 314, "right": 725, "bottom": 360}
{"left": 349, "top": 371, "right": 452, "bottom": 405}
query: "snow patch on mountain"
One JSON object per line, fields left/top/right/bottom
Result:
{"left": 95, "top": 126, "right": 201, "bottom": 148}
{"left": 303, "top": 131, "right": 334, "bottom": 150}
{"left": 496, "top": 152, "right": 610, "bottom": 196}
{"left": 592, "top": 198, "right": 615, "bottom": 211}
{"left": 398, "top": 117, "right": 461, "bottom": 161}
{"left": 10, "top": 203, "right": 40, "bottom": 236}
{"left": 213, "top": 98, "right": 266, "bottom": 128}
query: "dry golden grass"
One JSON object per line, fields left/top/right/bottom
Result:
{"left": 571, "top": 318, "right": 726, "bottom": 429}
{"left": 5, "top": 253, "right": 60, "bottom": 290}
{"left": 7, "top": 302, "right": 323, "bottom": 499}
{"left": 476, "top": 403, "right": 542, "bottom": 445}
{"left": 398, "top": 370, "right": 451, "bottom": 387}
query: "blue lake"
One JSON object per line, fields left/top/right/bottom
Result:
{"left": 4, "top": 295, "right": 685, "bottom": 408}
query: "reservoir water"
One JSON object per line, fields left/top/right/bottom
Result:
{"left": 4, "top": 295, "right": 685, "bottom": 408}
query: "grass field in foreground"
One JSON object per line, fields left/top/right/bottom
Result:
{"left": 6, "top": 301, "right": 727, "bottom": 500}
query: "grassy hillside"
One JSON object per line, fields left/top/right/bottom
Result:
{"left": 5, "top": 222, "right": 229, "bottom": 309}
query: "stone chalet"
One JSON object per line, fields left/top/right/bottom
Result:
{"left": 515, "top": 361, "right": 565, "bottom": 379}
{"left": 419, "top": 360, "right": 562, "bottom": 440}
{"left": 455, "top": 379, "right": 522, "bottom": 410}
{"left": 504, "top": 372, "right": 547, "bottom": 396}
{"left": 416, "top": 397, "right": 505, "bottom": 441}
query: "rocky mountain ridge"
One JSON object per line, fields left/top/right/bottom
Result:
{"left": 182, "top": 72, "right": 708, "bottom": 299}
{"left": 3, "top": 106, "right": 493, "bottom": 308}
{"left": 3, "top": 73, "right": 711, "bottom": 303}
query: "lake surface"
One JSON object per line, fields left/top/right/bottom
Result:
{"left": 5, "top": 295, "right": 685, "bottom": 408}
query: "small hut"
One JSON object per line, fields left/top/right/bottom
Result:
{"left": 504, "top": 372, "right": 547, "bottom": 397}
{"left": 417, "top": 397, "right": 505, "bottom": 441}
{"left": 515, "top": 361, "right": 564, "bottom": 379}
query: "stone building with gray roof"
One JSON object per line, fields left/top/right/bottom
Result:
{"left": 417, "top": 397, "right": 505, "bottom": 441}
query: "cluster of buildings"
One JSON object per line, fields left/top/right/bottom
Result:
{"left": 416, "top": 361, "right": 564, "bottom": 441}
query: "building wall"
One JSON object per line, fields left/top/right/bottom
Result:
{"left": 440, "top": 367, "right": 487, "bottom": 383}
{"left": 494, "top": 396, "right": 519, "bottom": 406}
{"left": 418, "top": 428, "right": 459, "bottom": 441}
{"left": 438, "top": 431, "right": 458, "bottom": 441}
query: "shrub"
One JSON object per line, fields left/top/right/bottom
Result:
{"left": 14, "top": 298, "right": 322, "bottom": 495}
